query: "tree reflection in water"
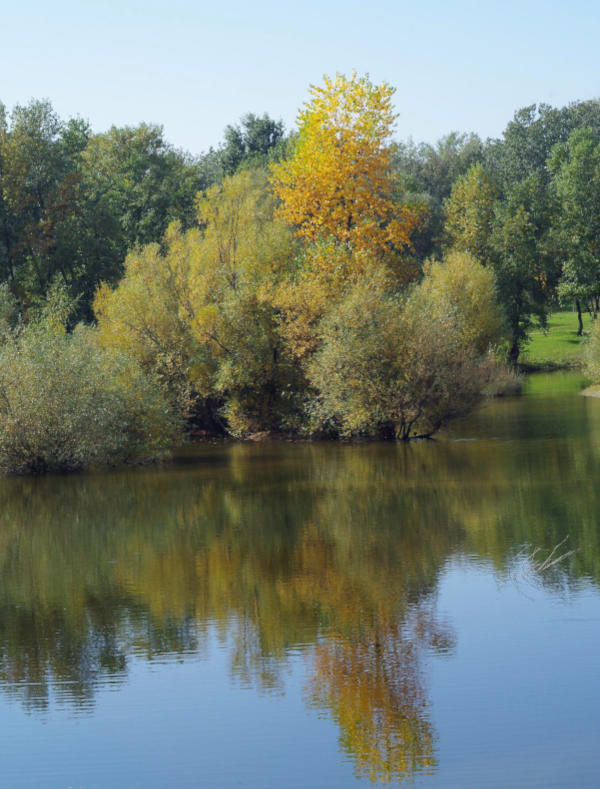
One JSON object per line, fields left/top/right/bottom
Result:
{"left": 308, "top": 601, "right": 453, "bottom": 783}
{"left": 0, "top": 431, "right": 598, "bottom": 781}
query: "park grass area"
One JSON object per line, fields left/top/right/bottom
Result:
{"left": 520, "top": 310, "right": 592, "bottom": 370}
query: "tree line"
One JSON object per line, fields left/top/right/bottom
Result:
{"left": 0, "top": 102, "right": 288, "bottom": 321}
{"left": 1, "top": 75, "right": 600, "bottom": 470}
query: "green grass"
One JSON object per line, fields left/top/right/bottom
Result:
{"left": 520, "top": 310, "right": 593, "bottom": 370}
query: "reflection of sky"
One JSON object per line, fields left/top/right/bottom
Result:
{"left": 0, "top": 630, "right": 363, "bottom": 788}
{"left": 429, "top": 561, "right": 600, "bottom": 788}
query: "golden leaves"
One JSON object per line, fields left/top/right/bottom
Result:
{"left": 271, "top": 73, "right": 422, "bottom": 263}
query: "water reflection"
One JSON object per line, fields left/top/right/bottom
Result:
{"left": 307, "top": 598, "right": 452, "bottom": 782}
{"left": 0, "top": 381, "right": 600, "bottom": 782}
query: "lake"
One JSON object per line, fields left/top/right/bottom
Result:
{"left": 1, "top": 371, "right": 599, "bottom": 787}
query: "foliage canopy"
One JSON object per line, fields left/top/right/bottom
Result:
{"left": 271, "top": 73, "right": 422, "bottom": 264}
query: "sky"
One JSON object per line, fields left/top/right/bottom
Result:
{"left": 1, "top": 0, "right": 599, "bottom": 156}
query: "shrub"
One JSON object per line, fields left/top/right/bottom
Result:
{"left": 419, "top": 250, "right": 506, "bottom": 354}
{"left": 0, "top": 322, "right": 179, "bottom": 474}
{"left": 307, "top": 271, "right": 495, "bottom": 439}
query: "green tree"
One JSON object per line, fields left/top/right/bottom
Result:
{"left": 0, "top": 100, "right": 77, "bottom": 298}
{"left": 485, "top": 100, "right": 600, "bottom": 192}
{"left": 444, "top": 163, "right": 498, "bottom": 265}
{"left": 0, "top": 102, "right": 203, "bottom": 321}
{"left": 220, "top": 112, "right": 287, "bottom": 175}
{"left": 393, "top": 132, "right": 484, "bottom": 260}
{"left": 491, "top": 174, "right": 556, "bottom": 360}
{"left": 549, "top": 127, "right": 600, "bottom": 333}
{"left": 75, "top": 123, "right": 202, "bottom": 317}
{"left": 80, "top": 123, "right": 200, "bottom": 250}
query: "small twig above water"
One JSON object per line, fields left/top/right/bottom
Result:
{"left": 510, "top": 536, "right": 575, "bottom": 595}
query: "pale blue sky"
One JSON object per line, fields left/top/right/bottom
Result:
{"left": 1, "top": 0, "right": 599, "bottom": 155}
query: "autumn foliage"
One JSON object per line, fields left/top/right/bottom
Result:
{"left": 0, "top": 73, "right": 513, "bottom": 473}
{"left": 89, "top": 73, "right": 507, "bottom": 444}
{"left": 271, "top": 73, "right": 422, "bottom": 266}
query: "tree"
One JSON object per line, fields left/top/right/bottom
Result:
{"left": 485, "top": 104, "right": 569, "bottom": 190}
{"left": 549, "top": 127, "right": 600, "bottom": 333}
{"left": 220, "top": 113, "right": 286, "bottom": 175}
{"left": 491, "top": 174, "right": 556, "bottom": 359}
{"left": 480, "top": 100, "right": 600, "bottom": 342}
{"left": 444, "top": 162, "right": 498, "bottom": 265}
{"left": 93, "top": 223, "right": 204, "bottom": 423}
{"left": 0, "top": 102, "right": 204, "bottom": 321}
{"left": 485, "top": 100, "right": 600, "bottom": 193}
{"left": 193, "top": 170, "right": 300, "bottom": 433}
{"left": 95, "top": 170, "right": 300, "bottom": 435}
{"left": 0, "top": 100, "right": 76, "bottom": 298}
{"left": 393, "top": 132, "right": 484, "bottom": 261}
{"left": 271, "top": 73, "right": 421, "bottom": 264}
{"left": 80, "top": 122, "right": 200, "bottom": 251}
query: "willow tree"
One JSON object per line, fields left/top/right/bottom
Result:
{"left": 95, "top": 170, "right": 300, "bottom": 435}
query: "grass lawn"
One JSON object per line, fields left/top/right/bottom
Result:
{"left": 520, "top": 310, "right": 593, "bottom": 370}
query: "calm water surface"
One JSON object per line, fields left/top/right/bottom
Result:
{"left": 1, "top": 372, "right": 600, "bottom": 787}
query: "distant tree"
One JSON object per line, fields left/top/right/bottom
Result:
{"left": 444, "top": 163, "right": 498, "bottom": 265}
{"left": 0, "top": 101, "right": 204, "bottom": 320}
{"left": 491, "top": 174, "right": 555, "bottom": 360}
{"left": 549, "top": 126, "right": 600, "bottom": 333}
{"left": 0, "top": 103, "right": 10, "bottom": 282}
{"left": 485, "top": 104, "right": 569, "bottom": 190}
{"left": 393, "top": 132, "right": 484, "bottom": 260}
{"left": 0, "top": 100, "right": 78, "bottom": 296}
{"left": 81, "top": 123, "right": 199, "bottom": 247}
{"left": 485, "top": 100, "right": 600, "bottom": 192}
{"left": 220, "top": 112, "right": 286, "bottom": 175}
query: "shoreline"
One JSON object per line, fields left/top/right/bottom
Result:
{"left": 581, "top": 385, "right": 600, "bottom": 398}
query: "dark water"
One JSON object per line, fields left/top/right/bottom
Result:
{"left": 1, "top": 372, "right": 600, "bottom": 787}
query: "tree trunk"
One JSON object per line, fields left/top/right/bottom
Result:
{"left": 576, "top": 300, "right": 583, "bottom": 336}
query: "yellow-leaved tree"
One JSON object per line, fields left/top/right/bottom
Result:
{"left": 270, "top": 73, "right": 421, "bottom": 266}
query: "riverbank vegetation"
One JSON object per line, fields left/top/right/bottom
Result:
{"left": 2, "top": 74, "right": 600, "bottom": 469}
{"left": 0, "top": 284, "right": 177, "bottom": 474}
